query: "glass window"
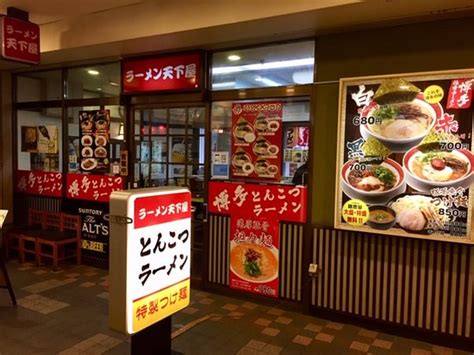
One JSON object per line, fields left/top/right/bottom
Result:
{"left": 212, "top": 41, "right": 315, "bottom": 90}
{"left": 133, "top": 107, "right": 205, "bottom": 190}
{"left": 67, "top": 63, "right": 120, "bottom": 99}
{"left": 17, "top": 108, "right": 62, "bottom": 171}
{"left": 16, "top": 70, "right": 62, "bottom": 102}
{"left": 67, "top": 105, "right": 125, "bottom": 174}
{"left": 211, "top": 98, "right": 310, "bottom": 182}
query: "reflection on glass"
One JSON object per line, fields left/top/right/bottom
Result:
{"left": 151, "top": 109, "right": 167, "bottom": 135}
{"left": 212, "top": 41, "right": 315, "bottom": 90}
{"left": 169, "top": 108, "right": 186, "bottom": 134}
{"left": 17, "top": 70, "right": 62, "bottom": 102}
{"left": 151, "top": 137, "right": 167, "bottom": 163}
{"left": 67, "top": 63, "right": 120, "bottom": 99}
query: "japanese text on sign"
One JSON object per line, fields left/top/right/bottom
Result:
{"left": 1, "top": 16, "right": 40, "bottom": 64}
{"left": 66, "top": 173, "right": 123, "bottom": 202}
{"left": 15, "top": 170, "right": 62, "bottom": 197}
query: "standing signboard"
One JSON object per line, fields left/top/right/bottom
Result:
{"left": 335, "top": 70, "right": 474, "bottom": 243}
{"left": 109, "top": 187, "right": 191, "bottom": 335}
{"left": 231, "top": 101, "right": 283, "bottom": 181}
{"left": 0, "top": 15, "right": 40, "bottom": 64}
{"left": 208, "top": 181, "right": 307, "bottom": 297}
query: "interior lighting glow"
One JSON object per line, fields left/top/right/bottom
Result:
{"left": 212, "top": 57, "right": 314, "bottom": 75}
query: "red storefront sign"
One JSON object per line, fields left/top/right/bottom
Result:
{"left": 15, "top": 170, "right": 62, "bottom": 197}
{"left": 231, "top": 101, "right": 283, "bottom": 181}
{"left": 122, "top": 52, "right": 201, "bottom": 93}
{"left": 134, "top": 192, "right": 192, "bottom": 229}
{"left": 447, "top": 79, "right": 473, "bottom": 109}
{"left": 0, "top": 16, "right": 40, "bottom": 64}
{"left": 66, "top": 173, "right": 124, "bottom": 202}
{"left": 208, "top": 181, "right": 307, "bottom": 223}
{"left": 209, "top": 181, "right": 307, "bottom": 298}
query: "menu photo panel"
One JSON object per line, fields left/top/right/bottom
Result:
{"left": 335, "top": 70, "right": 474, "bottom": 244}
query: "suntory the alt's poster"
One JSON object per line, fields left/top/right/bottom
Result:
{"left": 335, "top": 70, "right": 474, "bottom": 244}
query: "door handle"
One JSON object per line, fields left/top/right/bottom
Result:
{"left": 203, "top": 202, "right": 208, "bottom": 223}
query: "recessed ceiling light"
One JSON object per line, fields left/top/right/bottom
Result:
{"left": 109, "top": 81, "right": 119, "bottom": 86}
{"left": 227, "top": 54, "right": 240, "bottom": 61}
{"left": 88, "top": 69, "right": 99, "bottom": 75}
{"left": 97, "top": 88, "right": 102, "bottom": 91}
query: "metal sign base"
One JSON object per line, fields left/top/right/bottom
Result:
{"left": 131, "top": 316, "right": 172, "bottom": 355}
{"left": 0, "top": 250, "right": 17, "bottom": 305}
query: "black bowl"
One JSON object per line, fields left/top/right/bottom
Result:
{"left": 367, "top": 205, "right": 396, "bottom": 230}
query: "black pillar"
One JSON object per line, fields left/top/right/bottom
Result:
{"left": 131, "top": 316, "right": 172, "bottom": 355}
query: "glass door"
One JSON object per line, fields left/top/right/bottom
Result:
{"left": 132, "top": 105, "right": 207, "bottom": 282}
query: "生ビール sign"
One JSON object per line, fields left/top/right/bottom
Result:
{"left": 335, "top": 70, "right": 474, "bottom": 243}
{"left": 109, "top": 187, "right": 191, "bottom": 334}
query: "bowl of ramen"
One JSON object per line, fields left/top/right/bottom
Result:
{"left": 267, "top": 165, "right": 279, "bottom": 176}
{"left": 267, "top": 145, "right": 279, "bottom": 156}
{"left": 232, "top": 149, "right": 252, "bottom": 171}
{"left": 403, "top": 147, "right": 474, "bottom": 192}
{"left": 95, "top": 146, "right": 107, "bottom": 158}
{"left": 81, "top": 158, "right": 97, "bottom": 171}
{"left": 81, "top": 119, "right": 93, "bottom": 131}
{"left": 95, "top": 135, "right": 108, "bottom": 146}
{"left": 95, "top": 119, "right": 109, "bottom": 131}
{"left": 360, "top": 98, "right": 437, "bottom": 152}
{"left": 81, "top": 135, "right": 93, "bottom": 146}
{"left": 367, "top": 205, "right": 396, "bottom": 230}
{"left": 389, "top": 193, "right": 449, "bottom": 233}
{"left": 81, "top": 147, "right": 93, "bottom": 158}
{"left": 255, "top": 159, "right": 270, "bottom": 175}
{"left": 253, "top": 138, "right": 270, "bottom": 156}
{"left": 230, "top": 243, "right": 278, "bottom": 283}
{"left": 255, "top": 114, "right": 268, "bottom": 132}
{"left": 233, "top": 118, "right": 255, "bottom": 143}
{"left": 341, "top": 158, "right": 406, "bottom": 204}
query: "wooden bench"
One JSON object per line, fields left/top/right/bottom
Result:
{"left": 36, "top": 213, "right": 81, "bottom": 269}
{"left": 3, "top": 209, "right": 45, "bottom": 262}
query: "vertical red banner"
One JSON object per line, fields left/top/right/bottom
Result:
{"left": 231, "top": 101, "right": 283, "bottom": 181}
{"left": 229, "top": 216, "right": 279, "bottom": 298}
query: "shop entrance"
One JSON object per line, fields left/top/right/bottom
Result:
{"left": 131, "top": 105, "right": 207, "bottom": 283}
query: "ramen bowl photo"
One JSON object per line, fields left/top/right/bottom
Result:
{"left": 341, "top": 158, "right": 406, "bottom": 205}
{"left": 255, "top": 159, "right": 270, "bottom": 175}
{"left": 403, "top": 146, "right": 474, "bottom": 192}
{"left": 81, "top": 135, "right": 93, "bottom": 146}
{"left": 267, "top": 120, "right": 280, "bottom": 132}
{"left": 232, "top": 150, "right": 252, "bottom": 171}
{"left": 360, "top": 98, "right": 437, "bottom": 152}
{"left": 230, "top": 243, "right": 278, "bottom": 283}
{"left": 233, "top": 118, "right": 255, "bottom": 143}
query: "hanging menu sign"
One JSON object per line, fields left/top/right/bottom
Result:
{"left": 231, "top": 101, "right": 283, "bottom": 181}
{"left": 79, "top": 110, "right": 110, "bottom": 174}
{"left": 335, "top": 71, "right": 474, "bottom": 244}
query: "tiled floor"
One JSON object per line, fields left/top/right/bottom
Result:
{"left": 0, "top": 260, "right": 470, "bottom": 355}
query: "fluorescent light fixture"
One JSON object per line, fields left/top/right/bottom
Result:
{"left": 109, "top": 81, "right": 119, "bottom": 86}
{"left": 212, "top": 57, "right": 314, "bottom": 75}
{"left": 227, "top": 54, "right": 240, "bottom": 61}
{"left": 212, "top": 81, "right": 236, "bottom": 88}
{"left": 88, "top": 69, "right": 100, "bottom": 75}
{"left": 97, "top": 88, "right": 102, "bottom": 91}
{"left": 255, "top": 76, "right": 280, "bottom": 86}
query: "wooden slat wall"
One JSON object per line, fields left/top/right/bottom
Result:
{"left": 311, "top": 228, "right": 474, "bottom": 338}
{"left": 279, "top": 223, "right": 304, "bottom": 301}
{"left": 208, "top": 214, "right": 305, "bottom": 302}
{"left": 13, "top": 195, "right": 62, "bottom": 224}
{"left": 208, "top": 214, "right": 230, "bottom": 286}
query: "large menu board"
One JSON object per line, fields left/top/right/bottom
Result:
{"left": 231, "top": 101, "right": 282, "bottom": 181}
{"left": 79, "top": 110, "right": 111, "bottom": 174}
{"left": 335, "top": 71, "right": 474, "bottom": 243}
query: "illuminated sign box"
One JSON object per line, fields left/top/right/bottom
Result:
{"left": 109, "top": 187, "right": 191, "bottom": 335}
